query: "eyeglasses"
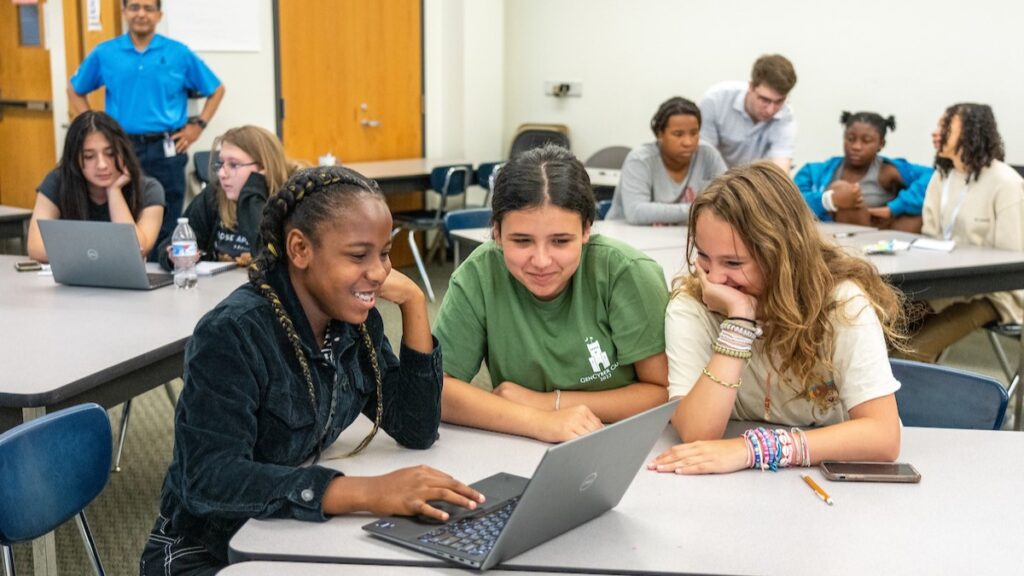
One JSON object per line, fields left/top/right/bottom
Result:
{"left": 213, "top": 160, "right": 259, "bottom": 174}
{"left": 752, "top": 89, "right": 786, "bottom": 108}
{"left": 125, "top": 3, "right": 159, "bottom": 13}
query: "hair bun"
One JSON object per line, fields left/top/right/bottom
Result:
{"left": 886, "top": 115, "right": 897, "bottom": 131}
{"left": 840, "top": 111, "right": 852, "bottom": 125}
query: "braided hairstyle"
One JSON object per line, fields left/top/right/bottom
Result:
{"left": 840, "top": 111, "right": 896, "bottom": 143}
{"left": 248, "top": 165, "right": 387, "bottom": 459}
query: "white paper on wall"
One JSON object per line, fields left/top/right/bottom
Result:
{"left": 165, "top": 0, "right": 259, "bottom": 53}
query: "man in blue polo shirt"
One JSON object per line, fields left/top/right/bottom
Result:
{"left": 67, "top": 0, "right": 225, "bottom": 250}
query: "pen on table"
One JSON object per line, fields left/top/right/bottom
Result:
{"left": 801, "top": 474, "right": 834, "bottom": 506}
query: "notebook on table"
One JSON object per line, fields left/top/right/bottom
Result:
{"left": 363, "top": 399, "right": 679, "bottom": 571}
{"left": 38, "top": 220, "right": 173, "bottom": 290}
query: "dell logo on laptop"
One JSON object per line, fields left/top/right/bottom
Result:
{"left": 86, "top": 249, "right": 99, "bottom": 261}
{"left": 579, "top": 472, "right": 598, "bottom": 492}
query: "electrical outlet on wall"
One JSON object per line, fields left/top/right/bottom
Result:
{"left": 544, "top": 81, "right": 583, "bottom": 98}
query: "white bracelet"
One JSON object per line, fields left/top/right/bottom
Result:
{"left": 822, "top": 189, "right": 837, "bottom": 212}
{"left": 554, "top": 389, "right": 561, "bottom": 410}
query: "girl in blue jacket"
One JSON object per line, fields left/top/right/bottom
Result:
{"left": 795, "top": 111, "right": 932, "bottom": 232}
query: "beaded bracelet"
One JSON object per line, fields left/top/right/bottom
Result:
{"left": 711, "top": 343, "right": 752, "bottom": 360}
{"left": 701, "top": 366, "right": 741, "bottom": 389}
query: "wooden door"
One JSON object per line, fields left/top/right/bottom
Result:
{"left": 277, "top": 0, "right": 423, "bottom": 164}
{"left": 0, "top": 1, "right": 55, "bottom": 209}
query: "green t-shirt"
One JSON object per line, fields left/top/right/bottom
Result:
{"left": 434, "top": 234, "right": 669, "bottom": 392}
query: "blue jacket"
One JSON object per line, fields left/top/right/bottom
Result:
{"left": 794, "top": 156, "right": 934, "bottom": 220}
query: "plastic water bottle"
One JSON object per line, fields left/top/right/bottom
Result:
{"left": 171, "top": 217, "right": 198, "bottom": 289}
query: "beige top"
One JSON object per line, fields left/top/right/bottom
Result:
{"left": 921, "top": 160, "right": 1024, "bottom": 323}
{"left": 665, "top": 281, "right": 900, "bottom": 427}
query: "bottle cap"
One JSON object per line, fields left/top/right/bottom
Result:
{"left": 177, "top": 218, "right": 189, "bottom": 224}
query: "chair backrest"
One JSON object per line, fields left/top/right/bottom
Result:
{"left": 596, "top": 200, "right": 612, "bottom": 220}
{"left": 1011, "top": 164, "right": 1024, "bottom": 179}
{"left": 585, "top": 146, "right": 631, "bottom": 170}
{"left": 444, "top": 208, "right": 492, "bottom": 241}
{"left": 890, "top": 359, "right": 1008, "bottom": 430}
{"left": 193, "top": 150, "right": 212, "bottom": 187}
{"left": 509, "top": 124, "right": 571, "bottom": 159}
{"left": 475, "top": 162, "right": 503, "bottom": 191}
{"left": 0, "top": 403, "right": 112, "bottom": 544}
{"left": 429, "top": 165, "right": 472, "bottom": 198}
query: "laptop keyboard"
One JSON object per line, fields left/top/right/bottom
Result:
{"left": 418, "top": 496, "right": 520, "bottom": 558}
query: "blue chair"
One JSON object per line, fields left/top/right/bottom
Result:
{"left": 890, "top": 359, "right": 1008, "bottom": 430}
{"left": 0, "top": 403, "right": 112, "bottom": 575}
{"left": 391, "top": 164, "right": 472, "bottom": 302}
{"left": 596, "top": 200, "right": 612, "bottom": 220}
{"left": 475, "top": 162, "right": 503, "bottom": 207}
{"left": 193, "top": 150, "right": 212, "bottom": 188}
{"left": 445, "top": 208, "right": 492, "bottom": 267}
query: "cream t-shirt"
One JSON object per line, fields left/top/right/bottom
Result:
{"left": 665, "top": 280, "right": 900, "bottom": 426}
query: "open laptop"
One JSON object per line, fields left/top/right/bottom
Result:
{"left": 39, "top": 220, "right": 173, "bottom": 290}
{"left": 363, "top": 399, "right": 679, "bottom": 570}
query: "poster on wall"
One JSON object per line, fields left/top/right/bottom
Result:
{"left": 164, "top": 0, "right": 259, "bottom": 52}
{"left": 87, "top": 0, "right": 101, "bottom": 31}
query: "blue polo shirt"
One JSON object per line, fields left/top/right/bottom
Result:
{"left": 70, "top": 34, "right": 221, "bottom": 135}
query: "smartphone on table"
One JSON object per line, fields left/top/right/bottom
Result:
{"left": 14, "top": 261, "right": 42, "bottom": 272}
{"left": 819, "top": 461, "right": 921, "bottom": 483}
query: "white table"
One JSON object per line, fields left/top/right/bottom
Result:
{"left": 230, "top": 418, "right": 1024, "bottom": 575}
{"left": 219, "top": 562, "right": 567, "bottom": 575}
{"left": 344, "top": 158, "right": 471, "bottom": 195}
{"left": 0, "top": 255, "right": 246, "bottom": 576}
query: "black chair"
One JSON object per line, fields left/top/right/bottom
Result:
{"left": 979, "top": 322, "right": 1021, "bottom": 427}
{"left": 890, "top": 359, "right": 1008, "bottom": 430}
{"left": 193, "top": 150, "right": 212, "bottom": 188}
{"left": 0, "top": 403, "right": 111, "bottom": 575}
{"left": 391, "top": 164, "right": 472, "bottom": 301}
{"left": 585, "top": 146, "right": 631, "bottom": 170}
{"left": 509, "top": 124, "right": 570, "bottom": 159}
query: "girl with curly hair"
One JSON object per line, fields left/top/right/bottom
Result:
{"left": 899, "top": 103, "right": 1024, "bottom": 362}
{"left": 649, "top": 161, "right": 905, "bottom": 475}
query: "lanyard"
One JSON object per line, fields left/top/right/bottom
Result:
{"left": 940, "top": 175, "right": 969, "bottom": 241}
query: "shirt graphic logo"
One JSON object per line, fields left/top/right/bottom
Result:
{"left": 586, "top": 337, "right": 610, "bottom": 372}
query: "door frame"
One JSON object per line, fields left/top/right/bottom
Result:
{"left": 270, "top": 0, "right": 425, "bottom": 157}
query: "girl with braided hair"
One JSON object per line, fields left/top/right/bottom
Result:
{"left": 795, "top": 111, "right": 933, "bottom": 232}
{"left": 141, "top": 166, "right": 483, "bottom": 575}
{"left": 896, "top": 103, "right": 1024, "bottom": 362}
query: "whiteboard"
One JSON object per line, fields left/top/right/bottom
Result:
{"left": 165, "top": 0, "right": 260, "bottom": 53}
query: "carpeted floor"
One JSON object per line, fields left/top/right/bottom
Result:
{"left": 7, "top": 260, "right": 1018, "bottom": 575}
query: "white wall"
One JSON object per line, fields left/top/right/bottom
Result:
{"left": 502, "top": 0, "right": 1024, "bottom": 167}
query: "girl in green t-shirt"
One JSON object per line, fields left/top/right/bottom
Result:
{"left": 434, "top": 144, "right": 670, "bottom": 443}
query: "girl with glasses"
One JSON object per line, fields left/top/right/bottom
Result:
{"left": 157, "top": 125, "right": 297, "bottom": 270}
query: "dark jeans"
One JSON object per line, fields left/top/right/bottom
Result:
{"left": 133, "top": 139, "right": 188, "bottom": 259}
{"left": 139, "top": 515, "right": 223, "bottom": 576}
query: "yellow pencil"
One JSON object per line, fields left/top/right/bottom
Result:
{"left": 801, "top": 474, "right": 834, "bottom": 506}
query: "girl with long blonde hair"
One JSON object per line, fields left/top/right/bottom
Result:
{"left": 649, "top": 161, "right": 905, "bottom": 475}
{"left": 158, "top": 125, "right": 296, "bottom": 270}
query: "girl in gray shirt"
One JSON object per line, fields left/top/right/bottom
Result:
{"left": 607, "top": 97, "right": 727, "bottom": 225}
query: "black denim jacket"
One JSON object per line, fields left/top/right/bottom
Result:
{"left": 156, "top": 264, "right": 442, "bottom": 562}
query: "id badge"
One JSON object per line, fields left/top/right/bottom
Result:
{"left": 163, "top": 134, "right": 176, "bottom": 158}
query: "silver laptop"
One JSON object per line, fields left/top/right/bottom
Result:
{"left": 38, "top": 219, "right": 173, "bottom": 290}
{"left": 363, "top": 399, "right": 679, "bottom": 571}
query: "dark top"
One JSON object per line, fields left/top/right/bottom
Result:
{"left": 156, "top": 263, "right": 443, "bottom": 563}
{"left": 157, "top": 172, "right": 268, "bottom": 270}
{"left": 37, "top": 169, "right": 165, "bottom": 221}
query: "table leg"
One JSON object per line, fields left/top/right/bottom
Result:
{"left": 22, "top": 407, "right": 58, "bottom": 576}
{"left": 1016, "top": 335, "right": 1023, "bottom": 431}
